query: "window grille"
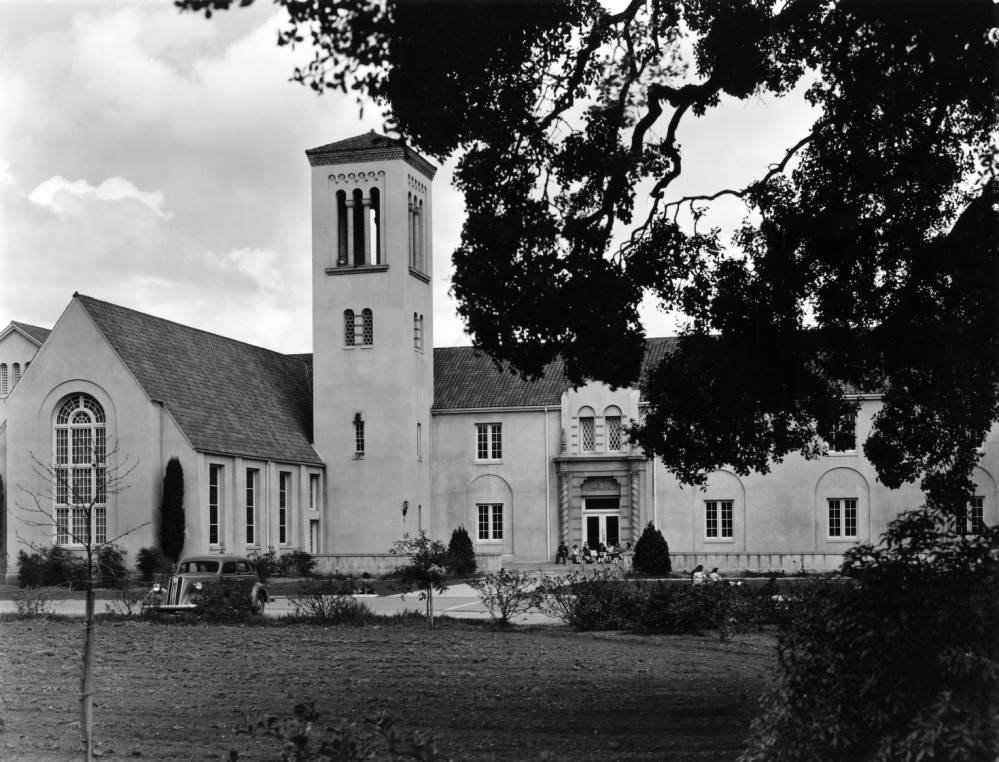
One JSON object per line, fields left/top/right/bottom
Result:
{"left": 12, "top": 363, "right": 20, "bottom": 385}
{"left": 969, "top": 497, "right": 985, "bottom": 534}
{"left": 361, "top": 309, "right": 373, "bottom": 345}
{"left": 0, "top": 364, "right": 6, "bottom": 396}
{"left": 475, "top": 423, "right": 502, "bottom": 460}
{"left": 705, "top": 500, "right": 734, "bottom": 539}
{"left": 209, "top": 465, "right": 222, "bottom": 545}
{"left": 606, "top": 416, "right": 622, "bottom": 451}
{"left": 279, "top": 472, "right": 290, "bottom": 544}
{"left": 245, "top": 468, "right": 257, "bottom": 545}
{"left": 580, "top": 417, "right": 595, "bottom": 452}
{"left": 828, "top": 498, "right": 858, "bottom": 538}
{"left": 354, "top": 414, "right": 365, "bottom": 457}
{"left": 344, "top": 310, "right": 355, "bottom": 346}
{"left": 53, "top": 393, "right": 106, "bottom": 546}
{"left": 477, "top": 503, "right": 503, "bottom": 541}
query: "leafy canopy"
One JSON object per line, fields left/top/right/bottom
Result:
{"left": 178, "top": 0, "right": 998, "bottom": 507}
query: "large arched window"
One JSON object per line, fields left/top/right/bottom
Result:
{"left": 54, "top": 393, "right": 107, "bottom": 546}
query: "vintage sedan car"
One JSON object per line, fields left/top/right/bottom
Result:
{"left": 144, "top": 555, "right": 268, "bottom": 613}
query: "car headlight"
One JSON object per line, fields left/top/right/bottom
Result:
{"left": 151, "top": 583, "right": 161, "bottom": 593}
{"left": 193, "top": 581, "right": 203, "bottom": 591}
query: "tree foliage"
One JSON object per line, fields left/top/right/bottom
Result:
{"left": 388, "top": 532, "right": 450, "bottom": 629}
{"left": 159, "top": 457, "right": 185, "bottom": 563}
{"left": 177, "top": 0, "right": 999, "bottom": 509}
{"left": 632, "top": 521, "right": 671, "bottom": 575}
{"left": 447, "top": 524, "right": 477, "bottom": 576}
{"left": 741, "top": 508, "right": 999, "bottom": 762}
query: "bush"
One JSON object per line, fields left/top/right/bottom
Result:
{"left": 13, "top": 587, "right": 53, "bottom": 618}
{"left": 278, "top": 548, "right": 317, "bottom": 578}
{"left": 533, "top": 568, "right": 632, "bottom": 630}
{"left": 136, "top": 546, "right": 172, "bottom": 581}
{"left": 632, "top": 522, "right": 671, "bottom": 575}
{"left": 98, "top": 545, "right": 129, "bottom": 588}
{"left": 287, "top": 577, "right": 373, "bottom": 624}
{"left": 231, "top": 701, "right": 445, "bottom": 761}
{"left": 447, "top": 524, "right": 477, "bottom": 576}
{"left": 249, "top": 547, "right": 278, "bottom": 581}
{"left": 192, "top": 589, "right": 257, "bottom": 624}
{"left": 470, "top": 569, "right": 536, "bottom": 625}
{"left": 741, "top": 509, "right": 999, "bottom": 762}
{"left": 17, "top": 550, "right": 44, "bottom": 588}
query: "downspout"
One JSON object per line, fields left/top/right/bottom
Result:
{"left": 652, "top": 457, "right": 657, "bottom": 530}
{"left": 544, "top": 406, "right": 551, "bottom": 561}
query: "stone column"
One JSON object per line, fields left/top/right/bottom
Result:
{"left": 345, "top": 197, "right": 356, "bottom": 266}
{"left": 630, "top": 469, "right": 640, "bottom": 542}
{"left": 558, "top": 473, "right": 570, "bottom": 545}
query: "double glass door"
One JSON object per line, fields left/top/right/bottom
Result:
{"left": 584, "top": 495, "right": 620, "bottom": 550}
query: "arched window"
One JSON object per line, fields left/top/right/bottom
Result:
{"left": 368, "top": 187, "right": 381, "bottom": 264}
{"left": 361, "top": 309, "right": 373, "bottom": 345}
{"left": 604, "top": 405, "right": 623, "bottom": 451}
{"left": 0, "top": 363, "right": 7, "bottom": 396}
{"left": 344, "top": 309, "right": 356, "bottom": 346}
{"left": 335, "top": 190, "right": 348, "bottom": 266}
{"left": 352, "top": 188, "right": 366, "bottom": 265}
{"left": 54, "top": 393, "right": 107, "bottom": 546}
{"left": 12, "top": 362, "right": 21, "bottom": 386}
{"left": 578, "top": 406, "right": 596, "bottom": 453}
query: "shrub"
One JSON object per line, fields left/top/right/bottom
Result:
{"left": 104, "top": 585, "right": 148, "bottom": 618}
{"left": 13, "top": 587, "right": 52, "bottom": 618}
{"left": 136, "top": 546, "right": 172, "bottom": 581}
{"left": 447, "top": 524, "right": 477, "bottom": 576}
{"left": 159, "top": 456, "right": 185, "bottom": 563}
{"left": 741, "top": 509, "right": 999, "bottom": 762}
{"left": 287, "top": 577, "right": 373, "bottom": 624}
{"left": 230, "top": 701, "right": 446, "bottom": 761}
{"left": 388, "top": 532, "right": 450, "bottom": 629}
{"left": 192, "top": 589, "right": 256, "bottom": 625}
{"left": 470, "top": 568, "right": 536, "bottom": 625}
{"left": 98, "top": 545, "right": 129, "bottom": 589}
{"left": 17, "top": 550, "right": 44, "bottom": 588}
{"left": 249, "top": 547, "right": 278, "bottom": 581}
{"left": 632, "top": 522, "right": 671, "bottom": 575}
{"left": 278, "top": 548, "right": 317, "bottom": 578}
{"left": 533, "top": 568, "right": 631, "bottom": 630}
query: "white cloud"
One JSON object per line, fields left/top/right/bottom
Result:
{"left": 27, "top": 175, "right": 171, "bottom": 218}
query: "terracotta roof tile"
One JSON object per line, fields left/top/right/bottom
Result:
{"left": 77, "top": 295, "right": 321, "bottom": 466}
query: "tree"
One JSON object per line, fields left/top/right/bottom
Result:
{"left": 447, "top": 524, "right": 477, "bottom": 576}
{"left": 388, "top": 532, "right": 450, "bottom": 630}
{"left": 17, "top": 445, "right": 139, "bottom": 762}
{"left": 159, "top": 456, "right": 185, "bottom": 563}
{"left": 178, "top": 0, "right": 998, "bottom": 512}
{"left": 632, "top": 522, "right": 670, "bottom": 576}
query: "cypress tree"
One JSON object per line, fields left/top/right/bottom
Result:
{"left": 633, "top": 522, "right": 671, "bottom": 576}
{"left": 159, "top": 457, "right": 185, "bottom": 563}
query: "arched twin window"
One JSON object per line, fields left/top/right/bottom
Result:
{"left": 54, "top": 393, "right": 107, "bottom": 545}
{"left": 577, "top": 405, "right": 626, "bottom": 453}
{"left": 334, "top": 186, "right": 381, "bottom": 267}
{"left": 344, "top": 308, "right": 374, "bottom": 346}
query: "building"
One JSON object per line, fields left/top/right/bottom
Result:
{"left": 1, "top": 133, "right": 996, "bottom": 582}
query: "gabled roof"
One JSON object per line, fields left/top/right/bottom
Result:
{"left": 76, "top": 295, "right": 322, "bottom": 466}
{"left": 432, "top": 337, "right": 679, "bottom": 411}
{"left": 1, "top": 321, "right": 51, "bottom": 345}
{"left": 305, "top": 130, "right": 437, "bottom": 179}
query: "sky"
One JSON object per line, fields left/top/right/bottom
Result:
{"left": 0, "top": 0, "right": 817, "bottom": 354}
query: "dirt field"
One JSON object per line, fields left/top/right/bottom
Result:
{"left": 0, "top": 618, "right": 775, "bottom": 761}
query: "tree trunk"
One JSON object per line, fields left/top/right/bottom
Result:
{"left": 81, "top": 583, "right": 95, "bottom": 761}
{"left": 426, "top": 585, "right": 434, "bottom": 630}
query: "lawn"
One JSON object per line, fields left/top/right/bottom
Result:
{"left": 0, "top": 618, "right": 775, "bottom": 761}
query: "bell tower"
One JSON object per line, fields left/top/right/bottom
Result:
{"left": 306, "top": 132, "right": 435, "bottom": 555}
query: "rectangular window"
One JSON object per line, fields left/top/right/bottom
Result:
{"left": 245, "top": 468, "right": 257, "bottom": 545}
{"left": 606, "top": 416, "right": 622, "bottom": 451}
{"left": 968, "top": 496, "right": 985, "bottom": 534}
{"left": 828, "top": 411, "right": 858, "bottom": 453}
{"left": 309, "top": 474, "right": 320, "bottom": 512}
{"left": 477, "top": 503, "right": 503, "bottom": 541}
{"left": 279, "top": 471, "right": 291, "bottom": 545}
{"left": 475, "top": 423, "right": 502, "bottom": 461}
{"left": 705, "top": 500, "right": 734, "bottom": 539}
{"left": 309, "top": 519, "right": 320, "bottom": 554}
{"left": 354, "top": 414, "right": 365, "bottom": 457}
{"left": 828, "top": 498, "right": 858, "bottom": 538}
{"left": 580, "top": 417, "right": 595, "bottom": 452}
{"left": 209, "top": 464, "right": 222, "bottom": 545}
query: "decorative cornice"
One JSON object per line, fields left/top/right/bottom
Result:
{"left": 325, "top": 264, "right": 390, "bottom": 277}
{"left": 307, "top": 146, "right": 437, "bottom": 180}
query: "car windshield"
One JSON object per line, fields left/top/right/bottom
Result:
{"left": 178, "top": 560, "right": 219, "bottom": 573}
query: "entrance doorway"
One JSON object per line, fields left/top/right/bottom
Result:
{"left": 584, "top": 496, "right": 620, "bottom": 549}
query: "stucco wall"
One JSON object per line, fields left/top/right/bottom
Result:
{"left": 0, "top": 329, "right": 42, "bottom": 423}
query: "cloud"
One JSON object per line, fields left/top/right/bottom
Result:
{"left": 27, "top": 175, "right": 171, "bottom": 218}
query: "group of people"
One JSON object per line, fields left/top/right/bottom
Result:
{"left": 555, "top": 541, "right": 631, "bottom": 565}
{"left": 690, "top": 565, "right": 722, "bottom": 584}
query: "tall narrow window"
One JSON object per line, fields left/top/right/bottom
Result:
{"left": 968, "top": 496, "right": 985, "bottom": 534}
{"left": 368, "top": 187, "right": 381, "bottom": 264}
{"left": 209, "top": 464, "right": 222, "bottom": 545}
{"left": 477, "top": 503, "right": 503, "bottom": 541}
{"left": 417, "top": 422, "right": 423, "bottom": 460}
{"left": 279, "top": 471, "right": 291, "bottom": 545}
{"left": 414, "top": 312, "right": 421, "bottom": 351}
{"left": 0, "top": 364, "right": 6, "bottom": 396}
{"left": 579, "top": 409, "right": 595, "bottom": 453}
{"left": 361, "top": 309, "right": 373, "bottom": 345}
{"left": 245, "top": 468, "right": 257, "bottom": 545}
{"left": 705, "top": 500, "right": 734, "bottom": 539}
{"left": 53, "top": 393, "right": 106, "bottom": 545}
{"left": 605, "top": 406, "right": 623, "bottom": 451}
{"left": 354, "top": 413, "right": 365, "bottom": 457}
{"left": 12, "top": 362, "right": 20, "bottom": 386}
{"left": 475, "top": 423, "right": 502, "bottom": 460}
{"left": 335, "top": 190, "right": 348, "bottom": 265}
{"left": 344, "top": 309, "right": 355, "bottom": 346}
{"left": 309, "top": 474, "right": 320, "bottom": 512}
{"left": 419, "top": 315, "right": 424, "bottom": 351}
{"left": 352, "top": 188, "right": 366, "bottom": 265}
{"left": 828, "top": 498, "right": 858, "bottom": 538}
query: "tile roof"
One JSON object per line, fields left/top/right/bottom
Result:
{"left": 432, "top": 337, "right": 680, "bottom": 411}
{"left": 9, "top": 321, "right": 51, "bottom": 344}
{"left": 305, "top": 130, "right": 437, "bottom": 178}
{"left": 306, "top": 131, "right": 401, "bottom": 154}
{"left": 76, "top": 295, "right": 322, "bottom": 466}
